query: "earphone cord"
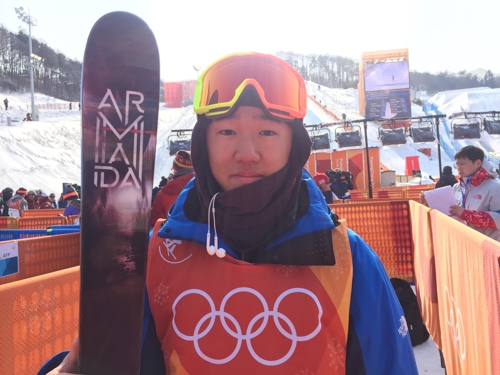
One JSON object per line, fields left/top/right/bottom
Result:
{"left": 207, "top": 193, "right": 219, "bottom": 243}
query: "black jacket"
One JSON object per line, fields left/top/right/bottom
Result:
{"left": 435, "top": 174, "right": 457, "bottom": 189}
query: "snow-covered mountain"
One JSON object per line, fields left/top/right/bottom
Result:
{"left": 1, "top": 84, "right": 498, "bottom": 195}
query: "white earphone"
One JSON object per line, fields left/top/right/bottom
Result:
{"left": 206, "top": 193, "right": 226, "bottom": 258}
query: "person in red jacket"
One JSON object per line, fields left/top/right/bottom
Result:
{"left": 37, "top": 191, "right": 53, "bottom": 209}
{"left": 150, "top": 150, "right": 194, "bottom": 227}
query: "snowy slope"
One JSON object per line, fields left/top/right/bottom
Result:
{"left": 422, "top": 87, "right": 500, "bottom": 165}
{"left": 3, "top": 83, "right": 497, "bottom": 194}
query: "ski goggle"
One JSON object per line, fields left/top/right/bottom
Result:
{"left": 193, "top": 52, "right": 306, "bottom": 121}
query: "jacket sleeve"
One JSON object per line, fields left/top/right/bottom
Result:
{"left": 20, "top": 200, "right": 28, "bottom": 211}
{"left": 460, "top": 209, "right": 498, "bottom": 228}
{"left": 150, "top": 190, "right": 166, "bottom": 227}
{"left": 345, "top": 230, "right": 418, "bottom": 375}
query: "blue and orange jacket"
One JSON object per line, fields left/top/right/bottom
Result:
{"left": 38, "top": 170, "right": 418, "bottom": 375}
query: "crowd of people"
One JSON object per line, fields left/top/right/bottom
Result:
{"left": 0, "top": 184, "right": 81, "bottom": 218}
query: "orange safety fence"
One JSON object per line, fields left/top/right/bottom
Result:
{"left": 0, "top": 266, "right": 80, "bottom": 375}
{"left": 429, "top": 210, "right": 500, "bottom": 375}
{"left": 349, "top": 186, "right": 431, "bottom": 200}
{"left": 21, "top": 209, "right": 65, "bottom": 218}
{"left": 0, "top": 217, "right": 18, "bottom": 229}
{"left": 372, "top": 188, "right": 405, "bottom": 199}
{"left": 330, "top": 200, "right": 414, "bottom": 282}
{"left": 0, "top": 233, "right": 80, "bottom": 286}
{"left": 67, "top": 215, "right": 80, "bottom": 225}
{"left": 408, "top": 201, "right": 441, "bottom": 349}
{"left": 307, "top": 94, "right": 341, "bottom": 120}
{"left": 18, "top": 217, "right": 68, "bottom": 230}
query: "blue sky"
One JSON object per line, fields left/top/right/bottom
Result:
{"left": 1, "top": 0, "right": 499, "bottom": 81}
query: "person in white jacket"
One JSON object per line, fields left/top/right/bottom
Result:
{"left": 449, "top": 146, "right": 500, "bottom": 242}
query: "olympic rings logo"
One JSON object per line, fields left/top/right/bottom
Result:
{"left": 172, "top": 287, "right": 323, "bottom": 366}
{"left": 445, "top": 285, "right": 466, "bottom": 362}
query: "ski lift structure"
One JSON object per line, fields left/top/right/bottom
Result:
{"left": 306, "top": 125, "right": 333, "bottom": 151}
{"left": 449, "top": 113, "right": 482, "bottom": 140}
{"left": 482, "top": 112, "right": 500, "bottom": 136}
{"left": 408, "top": 118, "right": 436, "bottom": 143}
{"left": 167, "top": 128, "right": 192, "bottom": 156}
{"left": 306, "top": 114, "right": 446, "bottom": 198}
{"left": 378, "top": 120, "right": 407, "bottom": 146}
{"left": 334, "top": 122, "right": 363, "bottom": 148}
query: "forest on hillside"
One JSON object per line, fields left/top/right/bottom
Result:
{"left": 0, "top": 25, "right": 81, "bottom": 101}
{"left": 0, "top": 25, "right": 166, "bottom": 102}
{"left": 0, "top": 24, "right": 498, "bottom": 102}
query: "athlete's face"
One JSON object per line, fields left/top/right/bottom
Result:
{"left": 206, "top": 106, "right": 293, "bottom": 191}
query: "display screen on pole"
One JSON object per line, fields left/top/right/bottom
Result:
{"left": 365, "top": 90, "right": 411, "bottom": 120}
{"left": 364, "top": 61, "right": 410, "bottom": 92}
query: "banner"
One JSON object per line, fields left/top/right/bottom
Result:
{"left": 306, "top": 149, "right": 380, "bottom": 189}
{"left": 405, "top": 156, "right": 420, "bottom": 176}
{"left": 430, "top": 210, "right": 500, "bottom": 375}
{"left": 409, "top": 201, "right": 441, "bottom": 349}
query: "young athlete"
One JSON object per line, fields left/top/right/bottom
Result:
{"left": 42, "top": 52, "right": 417, "bottom": 375}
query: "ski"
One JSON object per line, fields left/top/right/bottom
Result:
{"left": 79, "top": 12, "right": 160, "bottom": 375}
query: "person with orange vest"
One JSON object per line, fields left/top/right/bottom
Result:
{"left": 6, "top": 187, "right": 28, "bottom": 217}
{"left": 39, "top": 52, "right": 417, "bottom": 375}
{"left": 150, "top": 150, "right": 195, "bottom": 227}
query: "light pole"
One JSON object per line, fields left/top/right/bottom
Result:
{"left": 15, "top": 7, "right": 37, "bottom": 121}
{"left": 193, "top": 65, "right": 201, "bottom": 80}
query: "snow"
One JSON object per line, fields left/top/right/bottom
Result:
{"left": 1, "top": 84, "right": 498, "bottom": 194}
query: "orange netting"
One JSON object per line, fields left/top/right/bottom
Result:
{"left": 0, "top": 233, "right": 80, "bottom": 286}
{"left": 331, "top": 200, "right": 414, "bottom": 281}
{"left": 373, "top": 188, "right": 405, "bottom": 199}
{"left": 0, "top": 266, "right": 80, "bottom": 375}
{"left": 66, "top": 216, "right": 80, "bottom": 225}
{"left": 18, "top": 217, "right": 67, "bottom": 230}
{"left": 21, "top": 209, "right": 65, "bottom": 218}
{"left": 0, "top": 217, "right": 18, "bottom": 229}
{"left": 430, "top": 210, "right": 500, "bottom": 375}
{"left": 409, "top": 201, "right": 441, "bottom": 349}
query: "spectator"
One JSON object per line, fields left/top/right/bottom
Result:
{"left": 150, "top": 150, "right": 194, "bottom": 227}
{"left": 3, "top": 98, "right": 8, "bottom": 110}
{"left": 62, "top": 185, "right": 81, "bottom": 217}
{"left": 313, "top": 172, "right": 338, "bottom": 204}
{"left": 0, "top": 187, "right": 14, "bottom": 216}
{"left": 26, "top": 190, "right": 39, "bottom": 209}
{"left": 37, "top": 191, "right": 53, "bottom": 209}
{"left": 151, "top": 176, "right": 169, "bottom": 206}
{"left": 435, "top": 166, "right": 457, "bottom": 189}
{"left": 49, "top": 193, "right": 58, "bottom": 208}
{"left": 6, "top": 188, "right": 28, "bottom": 217}
{"left": 449, "top": 146, "right": 500, "bottom": 241}
{"left": 328, "top": 168, "right": 354, "bottom": 200}
{"left": 69, "top": 103, "right": 72, "bottom": 110}
{"left": 58, "top": 193, "right": 68, "bottom": 209}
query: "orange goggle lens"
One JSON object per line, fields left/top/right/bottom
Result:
{"left": 194, "top": 52, "right": 306, "bottom": 121}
